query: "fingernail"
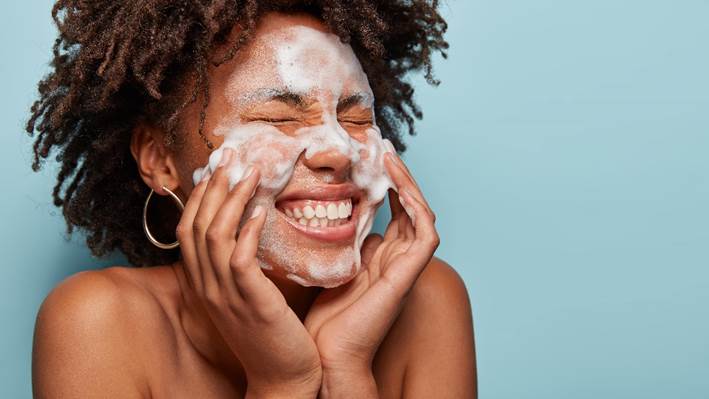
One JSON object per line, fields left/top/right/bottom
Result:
{"left": 250, "top": 205, "right": 263, "bottom": 219}
{"left": 219, "top": 148, "right": 234, "bottom": 167}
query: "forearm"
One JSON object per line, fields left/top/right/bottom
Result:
{"left": 318, "top": 368, "right": 378, "bottom": 399}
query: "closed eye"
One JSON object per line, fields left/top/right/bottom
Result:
{"left": 248, "top": 117, "right": 300, "bottom": 124}
{"left": 339, "top": 119, "right": 372, "bottom": 126}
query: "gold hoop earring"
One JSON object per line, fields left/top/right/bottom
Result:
{"left": 143, "top": 185, "right": 184, "bottom": 250}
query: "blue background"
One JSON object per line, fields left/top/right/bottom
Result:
{"left": 2, "top": 1, "right": 708, "bottom": 397}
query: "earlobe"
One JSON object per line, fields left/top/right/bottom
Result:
{"left": 129, "top": 123, "right": 181, "bottom": 195}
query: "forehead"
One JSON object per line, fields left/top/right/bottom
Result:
{"left": 222, "top": 13, "right": 373, "bottom": 105}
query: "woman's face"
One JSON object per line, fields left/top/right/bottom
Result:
{"left": 172, "top": 12, "right": 394, "bottom": 288}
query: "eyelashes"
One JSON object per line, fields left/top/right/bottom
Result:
{"left": 338, "top": 119, "right": 373, "bottom": 126}
{"left": 248, "top": 117, "right": 300, "bottom": 124}
{"left": 245, "top": 117, "right": 372, "bottom": 127}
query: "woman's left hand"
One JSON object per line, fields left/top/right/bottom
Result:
{"left": 303, "top": 152, "right": 440, "bottom": 391}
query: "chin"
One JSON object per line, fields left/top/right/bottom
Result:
{"left": 257, "top": 249, "right": 361, "bottom": 288}
{"left": 253, "top": 200, "right": 369, "bottom": 288}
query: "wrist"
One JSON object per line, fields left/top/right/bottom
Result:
{"left": 246, "top": 382, "right": 320, "bottom": 399}
{"left": 320, "top": 366, "right": 377, "bottom": 399}
{"left": 247, "top": 369, "right": 323, "bottom": 399}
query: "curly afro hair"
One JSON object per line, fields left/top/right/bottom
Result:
{"left": 26, "top": 0, "right": 448, "bottom": 267}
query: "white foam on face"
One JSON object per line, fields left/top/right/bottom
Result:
{"left": 192, "top": 24, "right": 395, "bottom": 288}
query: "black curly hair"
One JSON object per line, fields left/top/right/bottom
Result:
{"left": 26, "top": 0, "right": 448, "bottom": 267}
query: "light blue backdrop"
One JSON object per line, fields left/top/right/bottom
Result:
{"left": 2, "top": 1, "right": 708, "bottom": 398}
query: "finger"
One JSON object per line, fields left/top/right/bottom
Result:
{"left": 397, "top": 193, "right": 416, "bottom": 241}
{"left": 386, "top": 151, "right": 421, "bottom": 192}
{"left": 194, "top": 149, "right": 235, "bottom": 294}
{"left": 207, "top": 167, "right": 261, "bottom": 287}
{"left": 228, "top": 205, "right": 275, "bottom": 305}
{"left": 383, "top": 221, "right": 399, "bottom": 242}
{"left": 382, "top": 209, "right": 400, "bottom": 241}
{"left": 176, "top": 178, "right": 209, "bottom": 292}
{"left": 385, "top": 153, "right": 435, "bottom": 222}
{"left": 387, "top": 188, "right": 404, "bottom": 219}
{"left": 400, "top": 188, "right": 439, "bottom": 253}
{"left": 385, "top": 153, "right": 433, "bottom": 216}
{"left": 385, "top": 153, "right": 416, "bottom": 197}
{"left": 386, "top": 154, "right": 423, "bottom": 229}
{"left": 361, "top": 234, "right": 383, "bottom": 266}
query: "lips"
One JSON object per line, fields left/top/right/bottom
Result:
{"left": 275, "top": 183, "right": 362, "bottom": 242}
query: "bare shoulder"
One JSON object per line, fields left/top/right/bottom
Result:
{"left": 398, "top": 257, "right": 477, "bottom": 398}
{"left": 411, "top": 257, "right": 472, "bottom": 307}
{"left": 32, "top": 266, "right": 162, "bottom": 398}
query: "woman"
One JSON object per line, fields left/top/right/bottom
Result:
{"left": 29, "top": 1, "right": 476, "bottom": 397}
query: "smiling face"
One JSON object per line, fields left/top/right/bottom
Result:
{"left": 173, "top": 12, "right": 394, "bottom": 288}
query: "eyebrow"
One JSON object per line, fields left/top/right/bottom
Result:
{"left": 240, "top": 88, "right": 309, "bottom": 110}
{"left": 239, "top": 88, "right": 373, "bottom": 111}
{"left": 270, "top": 91, "right": 308, "bottom": 109}
{"left": 337, "top": 93, "right": 374, "bottom": 112}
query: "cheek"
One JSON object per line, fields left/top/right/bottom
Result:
{"left": 244, "top": 141, "right": 300, "bottom": 188}
{"left": 174, "top": 155, "right": 206, "bottom": 195}
{"left": 174, "top": 132, "right": 225, "bottom": 191}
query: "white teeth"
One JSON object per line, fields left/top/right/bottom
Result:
{"left": 338, "top": 202, "right": 348, "bottom": 218}
{"left": 303, "top": 205, "right": 315, "bottom": 219}
{"left": 327, "top": 203, "right": 338, "bottom": 220}
{"left": 283, "top": 199, "right": 353, "bottom": 226}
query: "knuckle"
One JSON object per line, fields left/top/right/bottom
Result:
{"left": 203, "top": 288, "right": 222, "bottom": 308}
{"left": 238, "top": 221, "right": 254, "bottom": 235}
{"left": 175, "top": 223, "right": 191, "bottom": 240}
{"left": 205, "top": 226, "right": 224, "bottom": 243}
{"left": 226, "top": 301, "right": 248, "bottom": 320}
{"left": 430, "top": 233, "right": 441, "bottom": 249}
{"left": 192, "top": 219, "right": 208, "bottom": 235}
{"left": 230, "top": 256, "right": 251, "bottom": 273}
{"left": 252, "top": 303, "right": 287, "bottom": 324}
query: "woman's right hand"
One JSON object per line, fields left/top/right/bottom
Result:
{"left": 175, "top": 148, "right": 322, "bottom": 398}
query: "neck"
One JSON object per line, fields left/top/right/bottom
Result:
{"left": 169, "top": 260, "right": 322, "bottom": 372}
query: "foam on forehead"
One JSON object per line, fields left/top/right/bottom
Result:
{"left": 269, "top": 24, "right": 371, "bottom": 101}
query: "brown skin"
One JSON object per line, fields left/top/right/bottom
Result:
{"left": 32, "top": 13, "right": 477, "bottom": 399}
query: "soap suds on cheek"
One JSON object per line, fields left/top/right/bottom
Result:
{"left": 191, "top": 25, "right": 395, "bottom": 288}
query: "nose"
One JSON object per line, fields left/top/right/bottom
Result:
{"left": 302, "top": 148, "right": 352, "bottom": 178}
